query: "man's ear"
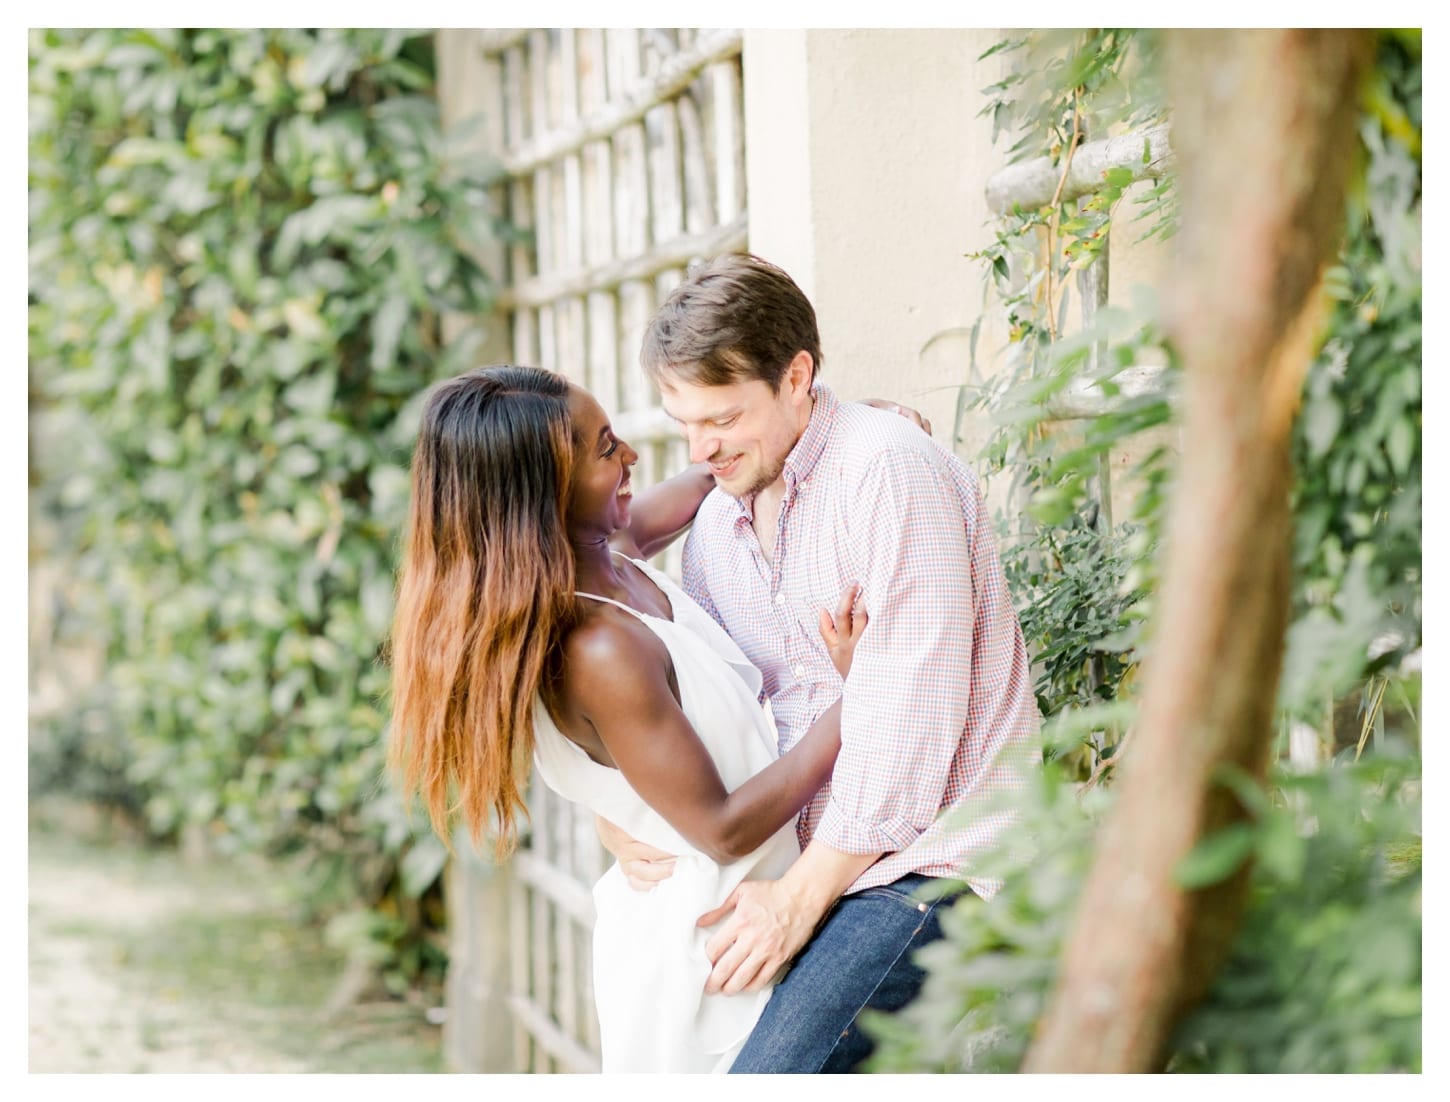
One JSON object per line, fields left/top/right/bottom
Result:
{"left": 784, "top": 350, "right": 815, "bottom": 405}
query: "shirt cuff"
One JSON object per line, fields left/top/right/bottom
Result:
{"left": 814, "top": 799, "right": 922, "bottom": 855}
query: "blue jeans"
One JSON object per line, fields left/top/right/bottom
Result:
{"left": 728, "top": 873, "right": 969, "bottom": 1074}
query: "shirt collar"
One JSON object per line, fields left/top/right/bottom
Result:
{"left": 727, "top": 381, "right": 839, "bottom": 524}
{"left": 784, "top": 382, "right": 838, "bottom": 488}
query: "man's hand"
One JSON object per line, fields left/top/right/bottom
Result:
{"left": 696, "top": 878, "right": 826, "bottom": 995}
{"left": 596, "top": 816, "right": 677, "bottom": 892}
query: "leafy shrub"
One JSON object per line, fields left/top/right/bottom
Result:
{"left": 865, "top": 28, "right": 1421, "bottom": 1072}
{"left": 29, "top": 28, "right": 496, "bottom": 987}
{"left": 862, "top": 746, "right": 1421, "bottom": 1073}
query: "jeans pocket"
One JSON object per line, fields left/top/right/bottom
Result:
{"left": 854, "top": 882, "right": 934, "bottom": 917}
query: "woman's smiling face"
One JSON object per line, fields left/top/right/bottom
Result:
{"left": 565, "top": 385, "right": 638, "bottom": 539}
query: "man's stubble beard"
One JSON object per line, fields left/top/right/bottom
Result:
{"left": 721, "top": 454, "right": 787, "bottom": 501}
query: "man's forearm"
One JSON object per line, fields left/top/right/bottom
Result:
{"left": 699, "top": 838, "right": 884, "bottom": 995}
{"left": 778, "top": 839, "right": 882, "bottom": 925}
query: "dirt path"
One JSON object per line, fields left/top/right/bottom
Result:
{"left": 28, "top": 803, "right": 441, "bottom": 1073}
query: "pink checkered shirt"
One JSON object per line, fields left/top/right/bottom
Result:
{"left": 681, "top": 385, "right": 1040, "bottom": 899}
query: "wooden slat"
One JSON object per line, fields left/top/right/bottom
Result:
{"left": 510, "top": 306, "right": 536, "bottom": 367}
{"left": 579, "top": 28, "right": 615, "bottom": 273}
{"left": 509, "top": 851, "right": 531, "bottom": 1070}
{"left": 552, "top": 295, "right": 581, "bottom": 385}
{"left": 579, "top": 918, "right": 601, "bottom": 1055}
{"left": 563, "top": 153, "right": 585, "bottom": 270}
{"left": 647, "top": 100, "right": 685, "bottom": 246}
{"left": 537, "top": 301, "right": 558, "bottom": 374}
{"left": 506, "top": 994, "right": 602, "bottom": 1073}
{"left": 502, "top": 49, "right": 535, "bottom": 289}
{"left": 1041, "top": 363, "right": 1170, "bottom": 420}
{"left": 613, "top": 404, "right": 680, "bottom": 443}
{"left": 580, "top": 141, "right": 614, "bottom": 268}
{"left": 985, "top": 122, "right": 1174, "bottom": 214}
{"left": 498, "top": 215, "right": 746, "bottom": 311}
{"left": 508, "top": 175, "right": 535, "bottom": 286}
{"left": 618, "top": 278, "right": 658, "bottom": 415}
{"left": 604, "top": 28, "right": 641, "bottom": 102}
{"left": 502, "top": 43, "right": 528, "bottom": 147}
{"left": 478, "top": 29, "right": 531, "bottom": 56}
{"left": 576, "top": 28, "right": 608, "bottom": 114}
{"left": 676, "top": 80, "right": 714, "bottom": 236}
{"left": 528, "top": 784, "right": 554, "bottom": 1072}
{"left": 612, "top": 120, "right": 650, "bottom": 261}
{"left": 513, "top": 850, "right": 599, "bottom": 926}
{"left": 532, "top": 164, "right": 554, "bottom": 276}
{"left": 587, "top": 291, "right": 620, "bottom": 413}
{"left": 498, "top": 29, "right": 742, "bottom": 180}
{"left": 711, "top": 60, "right": 744, "bottom": 224}
{"left": 558, "top": 27, "right": 579, "bottom": 126}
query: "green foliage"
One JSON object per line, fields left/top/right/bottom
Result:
{"left": 869, "top": 28, "right": 1421, "bottom": 1073}
{"left": 863, "top": 749, "right": 1421, "bottom": 1073}
{"left": 1280, "top": 31, "right": 1421, "bottom": 719}
{"left": 1168, "top": 757, "right": 1421, "bottom": 1072}
{"left": 29, "top": 28, "right": 499, "bottom": 989}
{"left": 1005, "top": 520, "right": 1145, "bottom": 781}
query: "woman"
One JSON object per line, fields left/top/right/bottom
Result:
{"left": 387, "top": 365, "right": 870, "bottom": 1073}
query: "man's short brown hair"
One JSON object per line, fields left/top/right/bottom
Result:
{"left": 640, "top": 253, "right": 823, "bottom": 390}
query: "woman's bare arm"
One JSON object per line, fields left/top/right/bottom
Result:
{"left": 560, "top": 615, "right": 834, "bottom": 863}
{"left": 569, "top": 586, "right": 868, "bottom": 865}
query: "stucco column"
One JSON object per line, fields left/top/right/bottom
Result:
{"left": 742, "top": 28, "right": 1009, "bottom": 444}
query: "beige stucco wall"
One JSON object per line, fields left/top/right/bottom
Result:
{"left": 743, "top": 28, "right": 1174, "bottom": 520}
{"left": 743, "top": 28, "right": 1010, "bottom": 444}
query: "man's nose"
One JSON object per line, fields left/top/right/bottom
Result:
{"left": 686, "top": 429, "right": 717, "bottom": 465}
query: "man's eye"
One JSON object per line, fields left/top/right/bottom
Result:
{"left": 602, "top": 437, "right": 619, "bottom": 457}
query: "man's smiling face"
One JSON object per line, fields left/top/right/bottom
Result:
{"left": 657, "top": 352, "right": 814, "bottom": 500}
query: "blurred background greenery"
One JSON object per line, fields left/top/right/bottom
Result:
{"left": 28, "top": 29, "right": 493, "bottom": 1012}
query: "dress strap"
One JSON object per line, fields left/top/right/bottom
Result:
{"left": 574, "top": 590, "right": 648, "bottom": 620}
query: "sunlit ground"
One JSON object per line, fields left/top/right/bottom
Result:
{"left": 28, "top": 798, "right": 444, "bottom": 1073}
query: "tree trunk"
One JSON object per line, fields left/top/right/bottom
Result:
{"left": 1022, "top": 29, "right": 1373, "bottom": 1073}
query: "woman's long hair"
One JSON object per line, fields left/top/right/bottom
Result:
{"left": 388, "top": 365, "right": 578, "bottom": 858}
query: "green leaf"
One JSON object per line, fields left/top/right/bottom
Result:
{"left": 1386, "top": 416, "right": 1414, "bottom": 476}
{"left": 1254, "top": 812, "right": 1306, "bottom": 884}
{"left": 399, "top": 834, "right": 449, "bottom": 899}
{"left": 1303, "top": 394, "right": 1343, "bottom": 458}
{"left": 1103, "top": 166, "right": 1136, "bottom": 188}
{"left": 1175, "top": 823, "right": 1258, "bottom": 889}
{"left": 369, "top": 292, "right": 409, "bottom": 371}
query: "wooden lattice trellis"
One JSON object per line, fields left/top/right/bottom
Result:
{"left": 439, "top": 27, "right": 747, "bottom": 1074}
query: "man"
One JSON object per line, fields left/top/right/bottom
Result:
{"left": 605, "top": 253, "right": 1039, "bottom": 1073}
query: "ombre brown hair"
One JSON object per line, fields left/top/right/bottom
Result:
{"left": 387, "top": 365, "right": 578, "bottom": 858}
{"left": 639, "top": 253, "right": 823, "bottom": 390}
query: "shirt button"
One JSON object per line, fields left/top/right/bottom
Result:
{"left": 774, "top": 592, "right": 786, "bottom": 605}
{"left": 793, "top": 663, "right": 805, "bottom": 678}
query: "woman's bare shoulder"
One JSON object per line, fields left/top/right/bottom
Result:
{"left": 558, "top": 601, "right": 671, "bottom": 706}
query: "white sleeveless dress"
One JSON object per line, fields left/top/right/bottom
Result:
{"left": 531, "top": 556, "right": 801, "bottom": 1073}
